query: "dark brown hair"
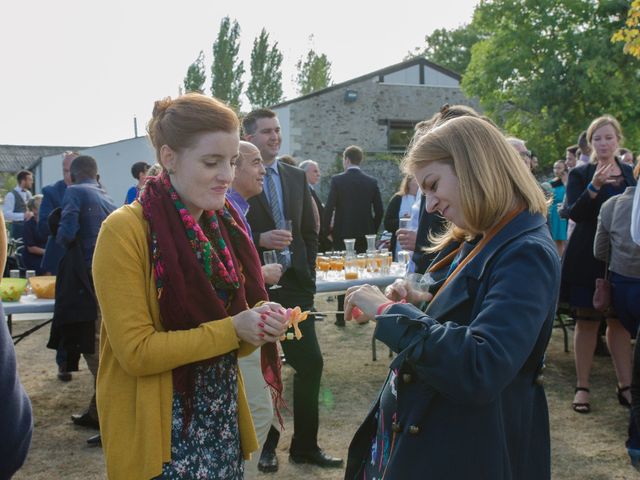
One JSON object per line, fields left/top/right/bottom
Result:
{"left": 147, "top": 93, "right": 239, "bottom": 162}
{"left": 16, "top": 170, "right": 32, "bottom": 183}
{"left": 343, "top": 145, "right": 364, "bottom": 165}
{"left": 242, "top": 108, "right": 277, "bottom": 137}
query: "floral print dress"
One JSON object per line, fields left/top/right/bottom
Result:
{"left": 155, "top": 353, "right": 243, "bottom": 479}
{"left": 363, "top": 368, "right": 399, "bottom": 479}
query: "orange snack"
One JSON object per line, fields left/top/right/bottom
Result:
{"left": 280, "top": 306, "right": 310, "bottom": 341}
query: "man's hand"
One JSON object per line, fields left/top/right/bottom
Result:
{"left": 262, "top": 263, "right": 283, "bottom": 285}
{"left": 259, "top": 229, "right": 293, "bottom": 250}
{"left": 23, "top": 211, "right": 34, "bottom": 221}
{"left": 396, "top": 228, "right": 417, "bottom": 251}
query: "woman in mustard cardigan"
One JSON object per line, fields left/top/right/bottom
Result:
{"left": 93, "top": 93, "right": 289, "bottom": 479}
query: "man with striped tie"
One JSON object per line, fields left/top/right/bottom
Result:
{"left": 243, "top": 109, "right": 343, "bottom": 472}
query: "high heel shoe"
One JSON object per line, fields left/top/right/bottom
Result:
{"left": 617, "top": 385, "right": 631, "bottom": 407}
{"left": 572, "top": 387, "right": 591, "bottom": 414}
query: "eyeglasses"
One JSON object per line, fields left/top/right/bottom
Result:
{"left": 519, "top": 150, "right": 532, "bottom": 159}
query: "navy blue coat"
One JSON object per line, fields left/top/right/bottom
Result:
{"left": 346, "top": 211, "right": 560, "bottom": 480}
{"left": 39, "top": 179, "right": 67, "bottom": 274}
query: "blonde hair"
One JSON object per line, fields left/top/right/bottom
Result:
{"left": 146, "top": 163, "right": 163, "bottom": 176}
{"left": 396, "top": 174, "right": 414, "bottom": 196}
{"left": 27, "top": 194, "right": 43, "bottom": 212}
{"left": 587, "top": 115, "right": 623, "bottom": 164}
{"left": 401, "top": 116, "right": 548, "bottom": 251}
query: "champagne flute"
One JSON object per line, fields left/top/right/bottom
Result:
{"left": 281, "top": 219, "right": 293, "bottom": 265}
{"left": 263, "top": 250, "right": 282, "bottom": 289}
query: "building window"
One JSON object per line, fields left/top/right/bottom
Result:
{"left": 388, "top": 121, "right": 417, "bottom": 151}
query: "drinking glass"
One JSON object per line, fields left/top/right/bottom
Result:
{"left": 25, "top": 270, "right": 36, "bottom": 296}
{"left": 263, "top": 250, "right": 282, "bottom": 289}
{"left": 281, "top": 219, "right": 293, "bottom": 264}
{"left": 380, "top": 250, "right": 392, "bottom": 275}
{"left": 397, "top": 250, "right": 412, "bottom": 274}
{"left": 406, "top": 272, "right": 435, "bottom": 296}
{"left": 9, "top": 269, "right": 20, "bottom": 278}
{"left": 399, "top": 218, "right": 412, "bottom": 230}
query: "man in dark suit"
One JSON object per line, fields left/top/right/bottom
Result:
{"left": 299, "top": 159, "right": 332, "bottom": 252}
{"left": 323, "top": 145, "right": 383, "bottom": 253}
{"left": 242, "top": 109, "right": 343, "bottom": 471}
{"left": 39, "top": 151, "right": 78, "bottom": 381}
{"left": 324, "top": 145, "right": 383, "bottom": 325}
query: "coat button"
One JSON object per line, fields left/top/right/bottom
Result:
{"left": 391, "top": 422, "right": 402, "bottom": 433}
{"left": 408, "top": 425, "right": 420, "bottom": 435}
{"left": 402, "top": 373, "right": 413, "bottom": 384}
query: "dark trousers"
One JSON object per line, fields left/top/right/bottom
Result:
{"left": 11, "top": 222, "right": 24, "bottom": 241}
{"left": 267, "top": 286, "right": 323, "bottom": 454}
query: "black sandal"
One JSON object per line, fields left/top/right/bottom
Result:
{"left": 572, "top": 387, "right": 591, "bottom": 414}
{"left": 617, "top": 385, "right": 631, "bottom": 408}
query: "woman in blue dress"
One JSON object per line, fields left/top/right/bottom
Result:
{"left": 548, "top": 159, "right": 568, "bottom": 256}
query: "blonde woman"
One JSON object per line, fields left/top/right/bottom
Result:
{"left": 344, "top": 116, "right": 559, "bottom": 479}
{"left": 561, "top": 115, "right": 636, "bottom": 414}
{"left": 383, "top": 174, "right": 419, "bottom": 259}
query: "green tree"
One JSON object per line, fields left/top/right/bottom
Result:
{"left": 211, "top": 16, "right": 244, "bottom": 109}
{"left": 461, "top": 0, "right": 639, "bottom": 166}
{"left": 296, "top": 46, "right": 332, "bottom": 96}
{"left": 247, "top": 29, "right": 284, "bottom": 108}
{"left": 408, "top": 24, "right": 481, "bottom": 74}
{"left": 183, "top": 50, "right": 207, "bottom": 94}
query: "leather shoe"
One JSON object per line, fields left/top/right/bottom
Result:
{"left": 257, "top": 449, "right": 279, "bottom": 473}
{"left": 289, "top": 449, "right": 344, "bottom": 468}
{"left": 87, "top": 433, "right": 101, "bottom": 446}
{"left": 71, "top": 412, "right": 100, "bottom": 430}
{"left": 334, "top": 319, "right": 345, "bottom": 327}
{"left": 57, "top": 366, "right": 72, "bottom": 382}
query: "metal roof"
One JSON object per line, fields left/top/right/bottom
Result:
{"left": 0, "top": 144, "right": 85, "bottom": 173}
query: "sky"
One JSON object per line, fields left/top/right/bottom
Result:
{"left": 0, "top": 0, "right": 479, "bottom": 147}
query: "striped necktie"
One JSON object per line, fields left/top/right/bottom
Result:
{"left": 265, "top": 167, "right": 291, "bottom": 268}
{"left": 265, "top": 167, "right": 284, "bottom": 228}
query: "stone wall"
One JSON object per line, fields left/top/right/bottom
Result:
{"left": 284, "top": 77, "right": 479, "bottom": 204}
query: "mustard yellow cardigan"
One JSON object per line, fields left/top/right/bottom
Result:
{"left": 93, "top": 202, "right": 258, "bottom": 480}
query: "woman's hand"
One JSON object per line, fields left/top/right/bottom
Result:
{"left": 384, "top": 278, "right": 433, "bottom": 305}
{"left": 232, "top": 302, "right": 288, "bottom": 346}
{"left": 591, "top": 162, "right": 618, "bottom": 190}
{"left": 344, "top": 284, "right": 388, "bottom": 324}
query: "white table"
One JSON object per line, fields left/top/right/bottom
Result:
{"left": 316, "top": 274, "right": 401, "bottom": 294}
{"left": 3, "top": 297, "right": 55, "bottom": 342}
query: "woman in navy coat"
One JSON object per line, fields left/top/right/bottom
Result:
{"left": 344, "top": 116, "right": 560, "bottom": 480}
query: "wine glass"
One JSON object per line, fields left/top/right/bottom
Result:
{"left": 281, "top": 219, "right": 293, "bottom": 265}
{"left": 263, "top": 250, "right": 282, "bottom": 289}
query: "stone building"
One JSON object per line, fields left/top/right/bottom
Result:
{"left": 271, "top": 57, "right": 479, "bottom": 205}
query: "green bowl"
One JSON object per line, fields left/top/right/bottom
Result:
{"left": 1, "top": 278, "right": 28, "bottom": 302}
